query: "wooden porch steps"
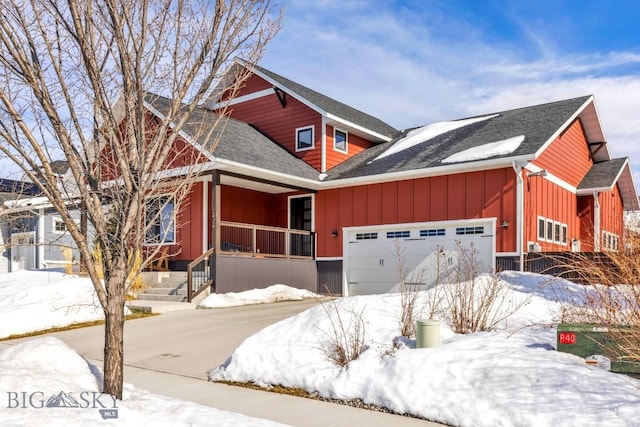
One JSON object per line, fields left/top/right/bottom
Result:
{"left": 136, "top": 272, "right": 190, "bottom": 303}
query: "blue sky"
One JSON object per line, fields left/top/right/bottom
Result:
{"left": 261, "top": 0, "right": 640, "bottom": 193}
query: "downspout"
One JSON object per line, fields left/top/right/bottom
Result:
{"left": 512, "top": 162, "right": 524, "bottom": 271}
{"left": 37, "top": 209, "right": 45, "bottom": 269}
{"left": 321, "top": 116, "right": 327, "bottom": 173}
{"left": 593, "top": 191, "right": 601, "bottom": 251}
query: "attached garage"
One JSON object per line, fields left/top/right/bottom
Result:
{"left": 343, "top": 219, "right": 496, "bottom": 296}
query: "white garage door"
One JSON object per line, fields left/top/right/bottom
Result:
{"left": 345, "top": 219, "right": 495, "bottom": 296}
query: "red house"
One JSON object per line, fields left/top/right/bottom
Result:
{"left": 135, "top": 60, "right": 639, "bottom": 299}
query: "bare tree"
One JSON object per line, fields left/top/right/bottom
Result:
{"left": 0, "top": 0, "right": 280, "bottom": 399}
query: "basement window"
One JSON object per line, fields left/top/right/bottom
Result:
{"left": 296, "top": 126, "right": 314, "bottom": 151}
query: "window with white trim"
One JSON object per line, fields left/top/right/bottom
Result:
{"left": 545, "top": 219, "right": 553, "bottom": 241}
{"left": 537, "top": 217, "right": 545, "bottom": 240}
{"left": 296, "top": 126, "right": 314, "bottom": 151}
{"left": 355, "top": 232, "right": 378, "bottom": 240}
{"left": 456, "top": 226, "right": 484, "bottom": 235}
{"left": 602, "top": 231, "right": 619, "bottom": 251}
{"left": 334, "top": 128, "right": 348, "bottom": 153}
{"left": 554, "top": 222, "right": 562, "bottom": 244}
{"left": 420, "top": 228, "right": 446, "bottom": 237}
{"left": 537, "top": 216, "right": 568, "bottom": 245}
{"left": 145, "top": 195, "right": 176, "bottom": 244}
{"left": 387, "top": 230, "right": 410, "bottom": 239}
{"left": 52, "top": 217, "right": 68, "bottom": 234}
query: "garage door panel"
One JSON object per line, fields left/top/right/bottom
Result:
{"left": 346, "top": 221, "right": 495, "bottom": 296}
{"left": 349, "top": 281, "right": 399, "bottom": 296}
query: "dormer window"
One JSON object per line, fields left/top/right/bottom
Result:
{"left": 334, "top": 128, "right": 348, "bottom": 153}
{"left": 296, "top": 126, "right": 314, "bottom": 151}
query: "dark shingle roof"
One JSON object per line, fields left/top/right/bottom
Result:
{"left": 577, "top": 158, "right": 628, "bottom": 191}
{"left": 0, "top": 178, "right": 41, "bottom": 196}
{"left": 326, "top": 96, "right": 592, "bottom": 180}
{"left": 146, "top": 94, "right": 319, "bottom": 180}
{"left": 252, "top": 64, "right": 398, "bottom": 140}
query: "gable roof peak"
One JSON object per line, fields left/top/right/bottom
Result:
{"left": 221, "top": 59, "right": 398, "bottom": 142}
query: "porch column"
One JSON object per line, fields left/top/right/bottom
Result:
{"left": 593, "top": 191, "right": 601, "bottom": 251}
{"left": 210, "top": 170, "right": 220, "bottom": 290}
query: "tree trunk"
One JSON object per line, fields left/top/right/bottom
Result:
{"left": 102, "top": 270, "right": 127, "bottom": 400}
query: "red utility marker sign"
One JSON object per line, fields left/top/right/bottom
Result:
{"left": 559, "top": 332, "right": 577, "bottom": 345}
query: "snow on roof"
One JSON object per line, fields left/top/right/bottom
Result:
{"left": 441, "top": 135, "right": 525, "bottom": 164}
{"left": 373, "top": 114, "right": 499, "bottom": 161}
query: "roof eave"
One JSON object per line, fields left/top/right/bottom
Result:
{"left": 236, "top": 60, "right": 394, "bottom": 142}
{"left": 322, "top": 154, "right": 535, "bottom": 189}
{"left": 576, "top": 160, "right": 640, "bottom": 211}
{"left": 533, "top": 96, "right": 611, "bottom": 162}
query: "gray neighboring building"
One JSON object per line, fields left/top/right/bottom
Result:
{"left": 0, "top": 175, "right": 88, "bottom": 274}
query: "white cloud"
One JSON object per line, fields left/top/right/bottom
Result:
{"left": 261, "top": 3, "right": 640, "bottom": 194}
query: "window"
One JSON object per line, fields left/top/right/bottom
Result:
{"left": 355, "top": 232, "right": 377, "bottom": 240}
{"left": 52, "top": 218, "right": 68, "bottom": 234}
{"left": 387, "top": 230, "right": 410, "bottom": 239}
{"left": 145, "top": 195, "right": 176, "bottom": 244}
{"left": 545, "top": 219, "right": 553, "bottom": 241}
{"left": 296, "top": 126, "right": 314, "bottom": 151}
{"left": 537, "top": 217, "right": 545, "bottom": 240}
{"left": 334, "top": 129, "right": 348, "bottom": 153}
{"left": 456, "top": 226, "right": 484, "bottom": 235}
{"left": 420, "top": 228, "right": 446, "bottom": 237}
{"left": 538, "top": 216, "right": 568, "bottom": 245}
{"left": 554, "top": 222, "right": 561, "bottom": 243}
{"left": 602, "top": 231, "right": 620, "bottom": 251}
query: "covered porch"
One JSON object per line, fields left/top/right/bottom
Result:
{"left": 145, "top": 170, "right": 318, "bottom": 302}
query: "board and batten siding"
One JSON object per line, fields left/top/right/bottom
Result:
{"left": 598, "top": 184, "right": 625, "bottom": 244}
{"left": 171, "top": 181, "right": 205, "bottom": 262}
{"left": 225, "top": 90, "right": 323, "bottom": 171}
{"left": 532, "top": 119, "right": 593, "bottom": 187}
{"left": 527, "top": 117, "right": 625, "bottom": 252}
{"left": 325, "top": 125, "right": 374, "bottom": 171}
{"left": 315, "top": 168, "right": 517, "bottom": 257}
{"left": 525, "top": 175, "right": 580, "bottom": 251}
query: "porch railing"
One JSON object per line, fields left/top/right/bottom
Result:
{"left": 187, "top": 247, "right": 215, "bottom": 302}
{"left": 219, "top": 221, "right": 314, "bottom": 259}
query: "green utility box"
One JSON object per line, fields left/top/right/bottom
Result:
{"left": 557, "top": 323, "right": 640, "bottom": 374}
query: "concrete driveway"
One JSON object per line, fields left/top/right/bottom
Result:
{"left": 1, "top": 300, "right": 443, "bottom": 427}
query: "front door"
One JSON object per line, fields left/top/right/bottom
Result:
{"left": 289, "top": 196, "right": 313, "bottom": 257}
{"left": 11, "top": 232, "right": 36, "bottom": 271}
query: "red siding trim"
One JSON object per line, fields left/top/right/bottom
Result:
{"left": 226, "top": 92, "right": 323, "bottom": 171}
{"left": 533, "top": 120, "right": 592, "bottom": 187}
{"left": 173, "top": 182, "right": 204, "bottom": 261}
{"left": 315, "top": 168, "right": 517, "bottom": 257}
{"left": 325, "top": 125, "right": 374, "bottom": 170}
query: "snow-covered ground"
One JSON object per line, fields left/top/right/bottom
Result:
{"left": 0, "top": 337, "right": 287, "bottom": 426}
{"left": 0, "top": 271, "right": 104, "bottom": 339}
{"left": 210, "top": 272, "right": 640, "bottom": 427}
{"left": 198, "top": 284, "right": 318, "bottom": 308}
